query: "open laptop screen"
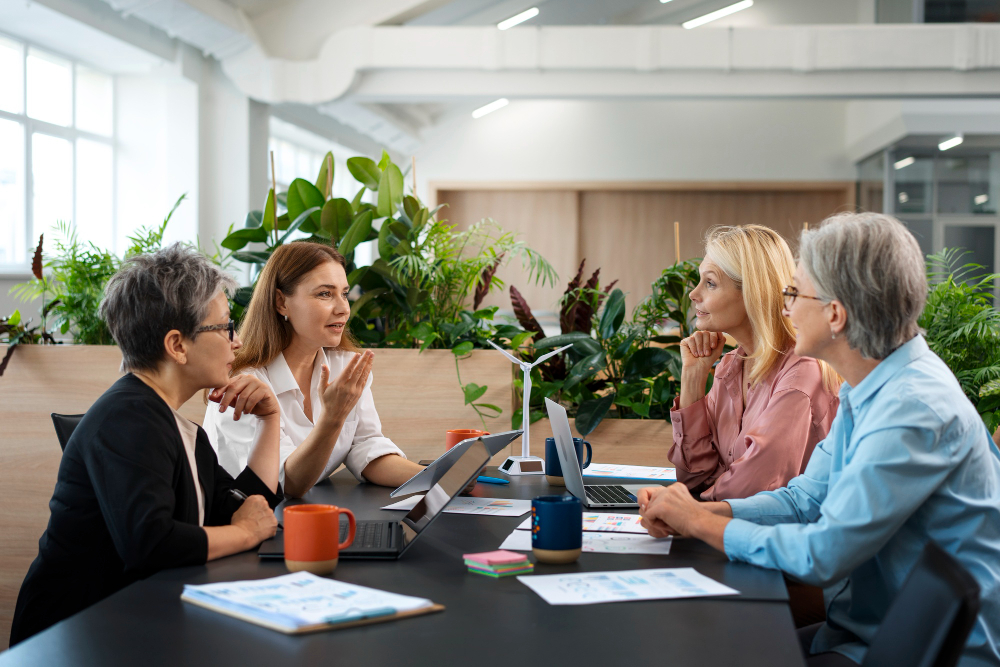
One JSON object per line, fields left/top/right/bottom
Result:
{"left": 399, "top": 439, "right": 491, "bottom": 550}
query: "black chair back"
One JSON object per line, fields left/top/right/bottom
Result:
{"left": 861, "top": 541, "right": 981, "bottom": 667}
{"left": 51, "top": 413, "right": 84, "bottom": 451}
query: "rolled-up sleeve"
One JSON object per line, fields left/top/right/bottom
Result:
{"left": 723, "top": 419, "right": 951, "bottom": 587}
{"left": 704, "top": 389, "right": 817, "bottom": 501}
{"left": 344, "top": 372, "right": 406, "bottom": 482}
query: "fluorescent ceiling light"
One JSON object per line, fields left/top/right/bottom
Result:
{"left": 498, "top": 7, "right": 539, "bottom": 30}
{"left": 894, "top": 156, "right": 915, "bottom": 170}
{"left": 660, "top": 0, "right": 674, "bottom": 3}
{"left": 472, "top": 98, "right": 509, "bottom": 119}
{"left": 683, "top": 0, "right": 753, "bottom": 29}
{"left": 974, "top": 194, "right": 989, "bottom": 205}
{"left": 938, "top": 134, "right": 964, "bottom": 151}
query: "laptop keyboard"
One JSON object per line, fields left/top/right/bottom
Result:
{"left": 585, "top": 485, "right": 637, "bottom": 505}
{"left": 341, "top": 521, "right": 391, "bottom": 549}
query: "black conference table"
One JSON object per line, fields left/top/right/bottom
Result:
{"left": 1, "top": 469, "right": 805, "bottom": 667}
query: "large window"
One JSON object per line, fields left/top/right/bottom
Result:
{"left": 0, "top": 34, "right": 114, "bottom": 271}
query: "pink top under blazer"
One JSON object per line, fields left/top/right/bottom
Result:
{"left": 668, "top": 346, "right": 839, "bottom": 501}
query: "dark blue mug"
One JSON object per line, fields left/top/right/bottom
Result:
{"left": 544, "top": 437, "right": 592, "bottom": 484}
{"left": 531, "top": 495, "right": 583, "bottom": 564}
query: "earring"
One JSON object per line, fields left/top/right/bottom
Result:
{"left": 831, "top": 332, "right": 837, "bottom": 340}
{"left": 284, "top": 315, "right": 288, "bottom": 322}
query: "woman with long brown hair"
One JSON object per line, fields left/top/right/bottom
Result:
{"left": 204, "top": 241, "right": 425, "bottom": 497}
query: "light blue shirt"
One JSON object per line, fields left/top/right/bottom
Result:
{"left": 724, "top": 336, "right": 1000, "bottom": 666}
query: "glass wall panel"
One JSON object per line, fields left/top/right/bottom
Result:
{"left": 0, "top": 118, "right": 26, "bottom": 265}
{"left": 937, "top": 154, "right": 997, "bottom": 215}
{"left": 27, "top": 48, "right": 71, "bottom": 127}
{"left": 901, "top": 218, "right": 934, "bottom": 257}
{"left": 0, "top": 36, "right": 23, "bottom": 115}
{"left": 32, "top": 133, "right": 72, "bottom": 233}
{"left": 75, "top": 66, "right": 113, "bottom": 136}
{"left": 76, "top": 139, "right": 113, "bottom": 249}
{"left": 944, "top": 225, "right": 995, "bottom": 286}
{"left": 857, "top": 152, "right": 884, "bottom": 213}
{"left": 893, "top": 155, "right": 933, "bottom": 215}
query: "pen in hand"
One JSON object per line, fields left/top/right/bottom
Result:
{"left": 228, "top": 488, "right": 248, "bottom": 504}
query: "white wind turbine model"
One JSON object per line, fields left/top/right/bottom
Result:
{"left": 488, "top": 340, "right": 574, "bottom": 476}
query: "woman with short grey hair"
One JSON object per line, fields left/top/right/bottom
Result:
{"left": 638, "top": 212, "right": 1000, "bottom": 666}
{"left": 11, "top": 243, "right": 283, "bottom": 646}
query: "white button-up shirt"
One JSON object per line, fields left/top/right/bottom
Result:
{"left": 203, "top": 348, "right": 406, "bottom": 486}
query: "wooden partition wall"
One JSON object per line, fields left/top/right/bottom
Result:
{"left": 431, "top": 182, "right": 855, "bottom": 313}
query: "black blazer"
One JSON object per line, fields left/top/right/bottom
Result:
{"left": 10, "top": 374, "right": 281, "bottom": 646}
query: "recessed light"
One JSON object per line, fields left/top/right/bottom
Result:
{"left": 898, "top": 192, "right": 909, "bottom": 204}
{"left": 498, "top": 7, "right": 539, "bottom": 30}
{"left": 894, "top": 156, "right": 915, "bottom": 170}
{"left": 472, "top": 98, "right": 509, "bottom": 119}
{"left": 974, "top": 194, "right": 989, "bottom": 205}
{"left": 938, "top": 134, "right": 964, "bottom": 151}
{"left": 683, "top": 0, "right": 753, "bottom": 29}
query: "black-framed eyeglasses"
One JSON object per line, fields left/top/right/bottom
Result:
{"left": 781, "top": 286, "right": 825, "bottom": 309}
{"left": 196, "top": 320, "right": 235, "bottom": 342}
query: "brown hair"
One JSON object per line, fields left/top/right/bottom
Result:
{"left": 231, "top": 241, "right": 360, "bottom": 375}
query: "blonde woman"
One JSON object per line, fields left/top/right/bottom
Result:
{"left": 203, "top": 242, "right": 425, "bottom": 497}
{"left": 669, "top": 225, "right": 840, "bottom": 501}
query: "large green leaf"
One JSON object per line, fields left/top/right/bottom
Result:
{"left": 463, "top": 383, "right": 488, "bottom": 405}
{"left": 402, "top": 195, "right": 421, "bottom": 222}
{"left": 623, "top": 347, "right": 673, "bottom": 382}
{"left": 261, "top": 188, "right": 276, "bottom": 233}
{"left": 377, "top": 164, "right": 405, "bottom": 218}
{"left": 599, "top": 288, "right": 626, "bottom": 339}
{"left": 347, "top": 157, "right": 380, "bottom": 190}
{"left": 338, "top": 210, "right": 374, "bottom": 256}
{"left": 231, "top": 250, "right": 272, "bottom": 264}
{"left": 221, "top": 226, "right": 269, "bottom": 250}
{"left": 314, "top": 151, "right": 334, "bottom": 198}
{"left": 575, "top": 393, "right": 615, "bottom": 436}
{"left": 452, "top": 341, "right": 474, "bottom": 357}
{"left": 320, "top": 198, "right": 353, "bottom": 243}
{"left": 245, "top": 210, "right": 263, "bottom": 228}
{"left": 286, "top": 179, "right": 324, "bottom": 231}
{"left": 348, "top": 287, "right": 388, "bottom": 321}
{"left": 378, "top": 219, "right": 397, "bottom": 259}
{"left": 535, "top": 331, "right": 600, "bottom": 355}
{"left": 563, "top": 352, "right": 606, "bottom": 391}
{"left": 277, "top": 206, "right": 321, "bottom": 245}
{"left": 232, "top": 286, "right": 254, "bottom": 307}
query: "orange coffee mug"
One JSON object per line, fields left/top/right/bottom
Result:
{"left": 445, "top": 429, "right": 490, "bottom": 450}
{"left": 283, "top": 504, "right": 356, "bottom": 575}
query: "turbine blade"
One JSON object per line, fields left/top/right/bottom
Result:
{"left": 530, "top": 343, "right": 575, "bottom": 367}
{"left": 487, "top": 340, "right": 522, "bottom": 365}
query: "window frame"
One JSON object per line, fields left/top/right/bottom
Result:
{"left": 0, "top": 31, "right": 116, "bottom": 275}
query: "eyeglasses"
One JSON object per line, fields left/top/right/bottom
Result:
{"left": 781, "top": 286, "right": 825, "bottom": 309}
{"left": 196, "top": 319, "right": 235, "bottom": 342}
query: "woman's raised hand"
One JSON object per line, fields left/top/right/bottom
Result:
{"left": 209, "top": 375, "right": 279, "bottom": 421}
{"left": 318, "top": 351, "right": 374, "bottom": 425}
{"left": 679, "top": 331, "right": 726, "bottom": 376}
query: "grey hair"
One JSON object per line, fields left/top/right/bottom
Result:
{"left": 99, "top": 243, "right": 237, "bottom": 372}
{"left": 799, "top": 212, "right": 926, "bottom": 360}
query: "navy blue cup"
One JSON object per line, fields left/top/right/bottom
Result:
{"left": 531, "top": 495, "right": 583, "bottom": 564}
{"left": 544, "top": 437, "right": 592, "bottom": 480}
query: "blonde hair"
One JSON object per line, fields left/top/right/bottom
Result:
{"left": 705, "top": 225, "right": 840, "bottom": 392}
{"left": 231, "top": 242, "right": 359, "bottom": 376}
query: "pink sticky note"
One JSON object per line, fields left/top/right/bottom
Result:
{"left": 463, "top": 550, "right": 529, "bottom": 565}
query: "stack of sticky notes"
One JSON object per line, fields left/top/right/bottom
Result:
{"left": 463, "top": 550, "right": 534, "bottom": 578}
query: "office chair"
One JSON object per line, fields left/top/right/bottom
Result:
{"left": 50, "top": 413, "right": 84, "bottom": 451}
{"left": 861, "top": 541, "right": 980, "bottom": 667}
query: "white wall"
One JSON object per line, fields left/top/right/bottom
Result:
{"left": 415, "top": 98, "right": 854, "bottom": 192}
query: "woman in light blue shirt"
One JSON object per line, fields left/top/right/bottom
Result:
{"left": 639, "top": 212, "right": 1000, "bottom": 666}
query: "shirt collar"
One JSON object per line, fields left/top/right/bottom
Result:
{"left": 266, "top": 352, "right": 299, "bottom": 396}
{"left": 841, "top": 335, "right": 929, "bottom": 407}
{"left": 714, "top": 347, "right": 744, "bottom": 381}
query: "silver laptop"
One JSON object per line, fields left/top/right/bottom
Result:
{"left": 544, "top": 398, "right": 645, "bottom": 509}
{"left": 390, "top": 430, "right": 523, "bottom": 498}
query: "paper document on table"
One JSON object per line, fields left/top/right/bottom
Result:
{"left": 516, "top": 512, "right": 647, "bottom": 534}
{"left": 583, "top": 464, "right": 677, "bottom": 482}
{"left": 499, "top": 528, "right": 671, "bottom": 555}
{"left": 382, "top": 495, "right": 531, "bottom": 517}
{"left": 518, "top": 568, "right": 738, "bottom": 605}
{"left": 181, "top": 572, "right": 435, "bottom": 633}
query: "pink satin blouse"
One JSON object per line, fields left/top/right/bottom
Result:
{"left": 668, "top": 346, "right": 839, "bottom": 501}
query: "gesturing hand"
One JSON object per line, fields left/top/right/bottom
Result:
{"left": 231, "top": 495, "right": 278, "bottom": 545}
{"left": 319, "top": 350, "right": 374, "bottom": 425}
{"left": 209, "top": 375, "right": 279, "bottom": 421}
{"left": 679, "top": 331, "right": 726, "bottom": 377}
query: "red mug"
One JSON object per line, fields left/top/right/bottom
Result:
{"left": 283, "top": 504, "right": 356, "bottom": 575}
{"left": 445, "top": 429, "right": 490, "bottom": 450}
